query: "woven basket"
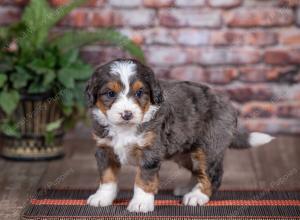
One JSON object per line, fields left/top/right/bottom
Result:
{"left": 0, "top": 92, "right": 64, "bottom": 160}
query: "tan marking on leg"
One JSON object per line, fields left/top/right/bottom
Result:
{"left": 101, "top": 167, "right": 119, "bottom": 184}
{"left": 191, "top": 149, "right": 212, "bottom": 197}
{"left": 135, "top": 167, "right": 159, "bottom": 194}
{"left": 98, "top": 146, "right": 121, "bottom": 185}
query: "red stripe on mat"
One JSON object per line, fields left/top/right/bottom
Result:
{"left": 30, "top": 199, "right": 300, "bottom": 206}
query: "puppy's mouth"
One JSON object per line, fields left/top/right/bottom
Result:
{"left": 117, "top": 120, "right": 137, "bottom": 126}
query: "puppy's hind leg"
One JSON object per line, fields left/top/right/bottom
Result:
{"left": 182, "top": 149, "right": 212, "bottom": 206}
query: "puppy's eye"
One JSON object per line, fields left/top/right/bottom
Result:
{"left": 106, "top": 90, "right": 116, "bottom": 98}
{"left": 135, "top": 89, "right": 144, "bottom": 98}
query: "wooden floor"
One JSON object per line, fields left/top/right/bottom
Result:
{"left": 0, "top": 131, "right": 299, "bottom": 220}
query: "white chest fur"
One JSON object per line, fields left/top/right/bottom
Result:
{"left": 94, "top": 125, "right": 144, "bottom": 165}
{"left": 92, "top": 108, "right": 152, "bottom": 165}
{"left": 109, "top": 126, "right": 142, "bottom": 164}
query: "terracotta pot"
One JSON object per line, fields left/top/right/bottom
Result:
{"left": 0, "top": 92, "right": 64, "bottom": 160}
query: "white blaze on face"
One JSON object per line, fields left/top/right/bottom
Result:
{"left": 107, "top": 61, "right": 143, "bottom": 125}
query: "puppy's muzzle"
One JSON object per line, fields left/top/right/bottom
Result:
{"left": 121, "top": 110, "right": 133, "bottom": 121}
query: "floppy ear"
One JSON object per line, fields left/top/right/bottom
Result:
{"left": 144, "top": 66, "right": 163, "bottom": 105}
{"left": 85, "top": 76, "right": 98, "bottom": 108}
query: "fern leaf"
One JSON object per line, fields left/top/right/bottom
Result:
{"left": 51, "top": 29, "right": 145, "bottom": 62}
{"left": 47, "top": 0, "right": 86, "bottom": 28}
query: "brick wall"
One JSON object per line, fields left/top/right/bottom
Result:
{"left": 1, "top": 0, "right": 300, "bottom": 134}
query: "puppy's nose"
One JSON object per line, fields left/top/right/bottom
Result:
{"left": 121, "top": 110, "right": 133, "bottom": 121}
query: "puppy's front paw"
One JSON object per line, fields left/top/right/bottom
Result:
{"left": 183, "top": 189, "right": 209, "bottom": 206}
{"left": 127, "top": 186, "right": 154, "bottom": 213}
{"left": 87, "top": 183, "right": 117, "bottom": 207}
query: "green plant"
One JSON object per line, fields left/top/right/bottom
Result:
{"left": 0, "top": 0, "right": 145, "bottom": 138}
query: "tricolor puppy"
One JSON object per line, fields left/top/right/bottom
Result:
{"left": 85, "top": 58, "right": 274, "bottom": 213}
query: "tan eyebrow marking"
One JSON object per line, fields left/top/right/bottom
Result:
{"left": 106, "top": 81, "right": 122, "bottom": 93}
{"left": 131, "top": 80, "right": 144, "bottom": 92}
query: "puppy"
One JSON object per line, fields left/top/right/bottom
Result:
{"left": 85, "top": 58, "right": 274, "bottom": 213}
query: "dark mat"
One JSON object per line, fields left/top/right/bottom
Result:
{"left": 21, "top": 189, "right": 300, "bottom": 219}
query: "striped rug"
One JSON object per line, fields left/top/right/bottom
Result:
{"left": 21, "top": 189, "right": 300, "bottom": 219}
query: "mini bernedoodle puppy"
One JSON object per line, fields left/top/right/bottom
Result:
{"left": 85, "top": 58, "right": 274, "bottom": 213}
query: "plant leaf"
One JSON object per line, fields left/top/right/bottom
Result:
{"left": 47, "top": 0, "right": 86, "bottom": 28}
{"left": 28, "top": 59, "right": 54, "bottom": 75}
{"left": 10, "top": 67, "right": 32, "bottom": 89}
{"left": 51, "top": 29, "right": 145, "bottom": 62}
{"left": 0, "top": 121, "right": 21, "bottom": 138}
{"left": 58, "top": 68, "right": 75, "bottom": 88}
{"left": 28, "top": 80, "right": 48, "bottom": 93}
{"left": 46, "top": 119, "right": 63, "bottom": 132}
{"left": 60, "top": 49, "right": 79, "bottom": 66}
{"left": 22, "top": 0, "right": 53, "bottom": 49}
{"left": 42, "top": 70, "right": 56, "bottom": 87}
{"left": 0, "top": 90, "right": 20, "bottom": 115}
{"left": 0, "top": 73, "right": 7, "bottom": 88}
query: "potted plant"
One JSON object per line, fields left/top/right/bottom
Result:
{"left": 0, "top": 0, "right": 144, "bottom": 160}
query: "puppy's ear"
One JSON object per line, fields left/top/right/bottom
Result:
{"left": 85, "top": 76, "right": 98, "bottom": 108}
{"left": 144, "top": 67, "right": 163, "bottom": 105}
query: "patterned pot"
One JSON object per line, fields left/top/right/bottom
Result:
{"left": 0, "top": 92, "right": 64, "bottom": 160}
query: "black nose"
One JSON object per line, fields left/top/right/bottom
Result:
{"left": 121, "top": 111, "right": 133, "bottom": 121}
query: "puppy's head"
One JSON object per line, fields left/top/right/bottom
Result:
{"left": 86, "top": 59, "right": 163, "bottom": 126}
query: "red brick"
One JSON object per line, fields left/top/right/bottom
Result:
{"left": 174, "top": 0, "right": 205, "bottom": 7}
{"left": 210, "top": 31, "right": 244, "bottom": 45}
{"left": 210, "top": 30, "right": 277, "bottom": 46}
{"left": 110, "top": 0, "right": 142, "bottom": 8}
{"left": 244, "top": 31, "right": 277, "bottom": 46}
{"left": 240, "top": 102, "right": 276, "bottom": 118}
{"left": 0, "top": 7, "right": 20, "bottom": 25}
{"left": 238, "top": 67, "right": 299, "bottom": 83}
{"left": 264, "top": 49, "right": 300, "bottom": 65}
{"left": 90, "top": 10, "right": 114, "bottom": 27}
{"left": 114, "top": 9, "right": 156, "bottom": 27}
{"left": 60, "top": 9, "right": 89, "bottom": 27}
{"left": 146, "top": 47, "right": 189, "bottom": 65}
{"left": 241, "top": 118, "right": 300, "bottom": 134}
{"left": 197, "top": 48, "right": 261, "bottom": 65}
{"left": 159, "top": 9, "right": 222, "bottom": 28}
{"left": 0, "top": 0, "right": 28, "bottom": 6}
{"left": 120, "top": 29, "right": 144, "bottom": 45}
{"left": 206, "top": 68, "right": 238, "bottom": 84}
{"left": 143, "top": 28, "right": 176, "bottom": 45}
{"left": 50, "top": 0, "right": 70, "bottom": 6}
{"left": 176, "top": 29, "right": 210, "bottom": 46}
{"left": 80, "top": 47, "right": 126, "bottom": 66}
{"left": 144, "top": 0, "right": 174, "bottom": 8}
{"left": 225, "top": 8, "right": 294, "bottom": 27}
{"left": 278, "top": 0, "right": 300, "bottom": 7}
{"left": 224, "top": 84, "right": 274, "bottom": 102}
{"left": 169, "top": 66, "right": 206, "bottom": 82}
{"left": 279, "top": 29, "right": 300, "bottom": 45}
{"left": 208, "top": 0, "right": 241, "bottom": 8}
{"left": 277, "top": 102, "right": 300, "bottom": 118}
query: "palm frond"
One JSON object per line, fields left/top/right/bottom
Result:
{"left": 51, "top": 29, "right": 145, "bottom": 62}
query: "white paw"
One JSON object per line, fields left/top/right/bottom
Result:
{"left": 183, "top": 189, "right": 209, "bottom": 206}
{"left": 87, "top": 183, "right": 117, "bottom": 207}
{"left": 173, "top": 186, "right": 191, "bottom": 196}
{"left": 127, "top": 185, "right": 154, "bottom": 213}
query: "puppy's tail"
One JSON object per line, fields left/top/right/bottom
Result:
{"left": 229, "top": 130, "right": 275, "bottom": 149}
